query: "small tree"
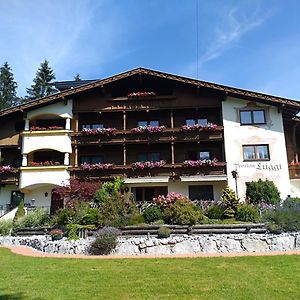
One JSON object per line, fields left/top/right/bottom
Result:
{"left": 26, "top": 60, "right": 57, "bottom": 100}
{"left": 246, "top": 179, "right": 280, "bottom": 205}
{"left": 220, "top": 186, "right": 240, "bottom": 218}
{"left": 74, "top": 73, "right": 81, "bottom": 81}
{"left": 0, "top": 62, "right": 19, "bottom": 109}
{"left": 13, "top": 201, "right": 25, "bottom": 222}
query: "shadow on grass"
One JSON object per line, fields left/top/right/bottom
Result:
{"left": 0, "top": 293, "right": 24, "bottom": 300}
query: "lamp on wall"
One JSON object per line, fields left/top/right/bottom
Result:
{"left": 31, "top": 198, "right": 35, "bottom": 206}
{"left": 45, "top": 192, "right": 48, "bottom": 197}
{"left": 231, "top": 170, "right": 239, "bottom": 198}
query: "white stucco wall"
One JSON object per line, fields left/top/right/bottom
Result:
{"left": 23, "top": 186, "right": 54, "bottom": 212}
{"left": 222, "top": 97, "right": 291, "bottom": 200}
{"left": 22, "top": 133, "right": 72, "bottom": 154}
{"left": 19, "top": 167, "right": 70, "bottom": 189}
{"left": 27, "top": 100, "right": 73, "bottom": 120}
{"left": 0, "top": 185, "right": 18, "bottom": 211}
{"left": 290, "top": 179, "right": 300, "bottom": 197}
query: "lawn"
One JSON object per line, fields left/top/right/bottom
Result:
{"left": 0, "top": 248, "right": 299, "bottom": 300}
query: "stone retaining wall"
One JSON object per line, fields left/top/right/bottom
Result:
{"left": 0, "top": 233, "right": 299, "bottom": 255}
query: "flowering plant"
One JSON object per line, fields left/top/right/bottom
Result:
{"left": 127, "top": 91, "right": 156, "bottom": 98}
{"left": 0, "top": 165, "right": 13, "bottom": 173}
{"left": 131, "top": 125, "right": 165, "bottom": 134}
{"left": 49, "top": 229, "right": 64, "bottom": 240}
{"left": 80, "top": 162, "right": 113, "bottom": 171}
{"left": 132, "top": 160, "right": 166, "bottom": 170}
{"left": 30, "top": 126, "right": 64, "bottom": 131}
{"left": 28, "top": 161, "right": 60, "bottom": 166}
{"left": 183, "top": 158, "right": 218, "bottom": 167}
{"left": 153, "top": 192, "right": 189, "bottom": 208}
{"left": 289, "top": 161, "right": 300, "bottom": 166}
{"left": 181, "top": 123, "right": 218, "bottom": 132}
{"left": 81, "top": 127, "right": 116, "bottom": 136}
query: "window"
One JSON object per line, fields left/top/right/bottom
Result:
{"left": 11, "top": 191, "right": 24, "bottom": 208}
{"left": 188, "top": 151, "right": 210, "bottom": 160}
{"left": 138, "top": 152, "right": 160, "bottom": 162}
{"left": 243, "top": 145, "right": 269, "bottom": 161}
{"left": 189, "top": 185, "right": 214, "bottom": 201}
{"left": 186, "top": 118, "right": 208, "bottom": 126}
{"left": 81, "top": 124, "right": 104, "bottom": 130}
{"left": 199, "top": 151, "right": 210, "bottom": 160}
{"left": 132, "top": 186, "right": 168, "bottom": 202}
{"left": 80, "top": 156, "right": 104, "bottom": 164}
{"left": 240, "top": 110, "right": 265, "bottom": 125}
{"left": 138, "top": 120, "right": 159, "bottom": 127}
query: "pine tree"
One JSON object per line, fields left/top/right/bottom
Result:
{"left": 26, "top": 60, "right": 57, "bottom": 100}
{"left": 220, "top": 186, "right": 240, "bottom": 218}
{"left": 74, "top": 73, "right": 81, "bottom": 81}
{"left": 0, "top": 62, "right": 19, "bottom": 109}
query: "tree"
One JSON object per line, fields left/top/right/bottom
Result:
{"left": 74, "top": 73, "right": 81, "bottom": 81}
{"left": 26, "top": 60, "right": 57, "bottom": 100}
{"left": 220, "top": 186, "right": 240, "bottom": 218}
{"left": 0, "top": 62, "right": 19, "bottom": 109}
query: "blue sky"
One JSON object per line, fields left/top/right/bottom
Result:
{"left": 1, "top": 0, "right": 300, "bottom": 100}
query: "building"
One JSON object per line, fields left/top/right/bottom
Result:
{"left": 0, "top": 68, "right": 299, "bottom": 216}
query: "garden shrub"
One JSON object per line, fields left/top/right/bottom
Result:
{"left": 157, "top": 226, "right": 171, "bottom": 238}
{"left": 246, "top": 179, "right": 280, "bottom": 205}
{"left": 0, "top": 220, "right": 13, "bottom": 236}
{"left": 143, "top": 206, "right": 162, "bottom": 223}
{"left": 261, "top": 202, "right": 300, "bottom": 232}
{"left": 89, "top": 227, "right": 121, "bottom": 255}
{"left": 66, "top": 223, "right": 80, "bottom": 240}
{"left": 14, "top": 208, "right": 49, "bottom": 228}
{"left": 153, "top": 192, "right": 188, "bottom": 208}
{"left": 235, "top": 204, "right": 259, "bottom": 223}
{"left": 81, "top": 208, "right": 101, "bottom": 225}
{"left": 205, "top": 204, "right": 224, "bottom": 220}
{"left": 220, "top": 186, "right": 240, "bottom": 218}
{"left": 163, "top": 200, "right": 202, "bottom": 225}
{"left": 13, "top": 201, "right": 25, "bottom": 222}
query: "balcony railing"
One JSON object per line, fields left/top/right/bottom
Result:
{"left": 71, "top": 126, "right": 224, "bottom": 145}
{"left": 289, "top": 164, "right": 300, "bottom": 179}
{"left": 0, "top": 169, "right": 19, "bottom": 185}
{"left": 70, "top": 162, "right": 227, "bottom": 181}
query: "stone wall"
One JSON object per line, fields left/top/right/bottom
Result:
{"left": 0, "top": 233, "right": 299, "bottom": 256}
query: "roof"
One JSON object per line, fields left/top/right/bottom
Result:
{"left": 1, "top": 67, "right": 300, "bottom": 117}
{"left": 54, "top": 80, "right": 96, "bottom": 91}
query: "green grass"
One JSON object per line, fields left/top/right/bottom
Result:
{"left": 0, "top": 248, "right": 299, "bottom": 299}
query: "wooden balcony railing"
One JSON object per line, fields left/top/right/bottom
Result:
{"left": 70, "top": 162, "right": 227, "bottom": 181}
{"left": 0, "top": 170, "right": 19, "bottom": 185}
{"left": 71, "top": 126, "right": 224, "bottom": 145}
{"left": 289, "top": 164, "right": 300, "bottom": 179}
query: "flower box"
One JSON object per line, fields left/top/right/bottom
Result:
{"left": 30, "top": 126, "right": 64, "bottom": 131}
{"left": 81, "top": 127, "right": 116, "bottom": 136}
{"left": 80, "top": 163, "right": 114, "bottom": 171}
{"left": 28, "top": 161, "right": 61, "bottom": 167}
{"left": 132, "top": 160, "right": 166, "bottom": 170}
{"left": 183, "top": 158, "right": 218, "bottom": 167}
{"left": 127, "top": 91, "right": 156, "bottom": 98}
{"left": 131, "top": 125, "right": 165, "bottom": 134}
{"left": 181, "top": 123, "right": 218, "bottom": 132}
{"left": 0, "top": 165, "right": 14, "bottom": 173}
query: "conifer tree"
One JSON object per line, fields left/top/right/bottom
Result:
{"left": 74, "top": 73, "right": 81, "bottom": 81}
{"left": 26, "top": 60, "right": 57, "bottom": 100}
{"left": 0, "top": 62, "right": 19, "bottom": 109}
{"left": 220, "top": 186, "right": 240, "bottom": 218}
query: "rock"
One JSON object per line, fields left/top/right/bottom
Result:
{"left": 146, "top": 245, "right": 171, "bottom": 255}
{"left": 201, "top": 239, "right": 218, "bottom": 253}
{"left": 172, "top": 240, "right": 200, "bottom": 254}
{"left": 242, "top": 238, "right": 269, "bottom": 252}
{"left": 219, "top": 239, "right": 243, "bottom": 252}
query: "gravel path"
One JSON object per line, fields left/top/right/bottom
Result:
{"left": 1, "top": 245, "right": 300, "bottom": 259}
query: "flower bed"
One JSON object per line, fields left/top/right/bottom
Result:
{"left": 81, "top": 128, "right": 116, "bottom": 136}
{"left": 127, "top": 91, "right": 156, "bottom": 98}
{"left": 80, "top": 163, "right": 114, "bottom": 171}
{"left": 132, "top": 160, "right": 166, "bottom": 170}
{"left": 131, "top": 125, "right": 165, "bottom": 134}
{"left": 183, "top": 158, "right": 218, "bottom": 167}
{"left": 181, "top": 123, "right": 218, "bottom": 132}
{"left": 28, "top": 161, "right": 61, "bottom": 167}
{"left": 30, "top": 126, "right": 64, "bottom": 131}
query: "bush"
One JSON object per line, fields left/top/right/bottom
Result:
{"left": 157, "top": 226, "right": 171, "bottom": 238}
{"left": 205, "top": 204, "right": 224, "bottom": 219}
{"left": 246, "top": 179, "right": 280, "bottom": 205}
{"left": 13, "top": 201, "right": 25, "bottom": 222}
{"left": 14, "top": 208, "right": 49, "bottom": 228}
{"left": 0, "top": 220, "right": 13, "bottom": 236}
{"left": 89, "top": 227, "right": 121, "bottom": 255}
{"left": 235, "top": 204, "right": 259, "bottom": 223}
{"left": 220, "top": 186, "right": 239, "bottom": 218}
{"left": 49, "top": 229, "right": 64, "bottom": 240}
{"left": 163, "top": 201, "right": 202, "bottom": 225}
{"left": 81, "top": 208, "right": 101, "bottom": 225}
{"left": 261, "top": 203, "right": 300, "bottom": 232}
{"left": 143, "top": 206, "right": 162, "bottom": 223}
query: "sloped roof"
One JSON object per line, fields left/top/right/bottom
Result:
{"left": 1, "top": 67, "right": 300, "bottom": 117}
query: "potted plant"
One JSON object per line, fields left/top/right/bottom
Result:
{"left": 49, "top": 228, "right": 64, "bottom": 241}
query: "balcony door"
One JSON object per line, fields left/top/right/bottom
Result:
{"left": 132, "top": 186, "right": 168, "bottom": 202}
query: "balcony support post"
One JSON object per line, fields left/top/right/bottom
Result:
{"left": 22, "top": 154, "right": 27, "bottom": 167}
{"left": 123, "top": 144, "right": 127, "bottom": 165}
{"left": 123, "top": 111, "right": 126, "bottom": 130}
{"left": 64, "top": 153, "right": 70, "bottom": 166}
{"left": 170, "top": 109, "right": 174, "bottom": 128}
{"left": 24, "top": 119, "right": 30, "bottom": 131}
{"left": 65, "top": 118, "right": 71, "bottom": 130}
{"left": 171, "top": 142, "right": 175, "bottom": 164}
{"left": 74, "top": 113, "right": 79, "bottom": 132}
{"left": 74, "top": 146, "right": 78, "bottom": 167}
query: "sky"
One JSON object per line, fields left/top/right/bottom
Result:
{"left": 1, "top": 0, "right": 300, "bottom": 100}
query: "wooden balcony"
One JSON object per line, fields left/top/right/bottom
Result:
{"left": 70, "top": 162, "right": 227, "bottom": 181}
{"left": 71, "top": 127, "right": 224, "bottom": 146}
{"left": 289, "top": 164, "right": 300, "bottom": 179}
{"left": 0, "top": 170, "right": 19, "bottom": 185}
